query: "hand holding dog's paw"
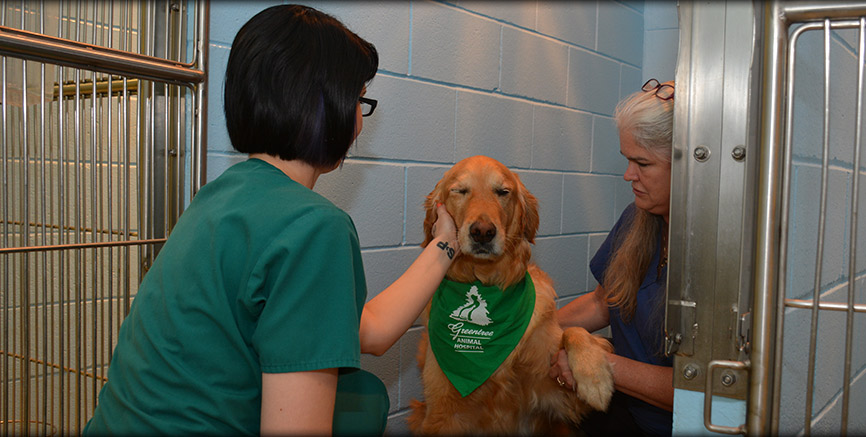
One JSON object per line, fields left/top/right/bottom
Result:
{"left": 561, "top": 327, "right": 615, "bottom": 412}
{"left": 549, "top": 349, "right": 576, "bottom": 391}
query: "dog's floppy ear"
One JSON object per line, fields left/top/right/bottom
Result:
{"left": 422, "top": 180, "right": 447, "bottom": 248}
{"left": 516, "top": 175, "right": 539, "bottom": 244}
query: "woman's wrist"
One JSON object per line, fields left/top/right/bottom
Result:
{"left": 429, "top": 236, "right": 458, "bottom": 265}
{"left": 433, "top": 238, "right": 456, "bottom": 260}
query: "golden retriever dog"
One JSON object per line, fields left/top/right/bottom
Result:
{"left": 408, "top": 155, "right": 614, "bottom": 435}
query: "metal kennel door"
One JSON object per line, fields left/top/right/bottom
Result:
{"left": 755, "top": 2, "right": 865, "bottom": 435}
{"left": 667, "top": 1, "right": 865, "bottom": 435}
{"left": 0, "top": 1, "right": 207, "bottom": 434}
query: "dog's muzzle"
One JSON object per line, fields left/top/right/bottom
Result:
{"left": 467, "top": 221, "right": 498, "bottom": 256}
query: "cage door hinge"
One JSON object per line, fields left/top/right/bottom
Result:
{"left": 737, "top": 311, "right": 751, "bottom": 356}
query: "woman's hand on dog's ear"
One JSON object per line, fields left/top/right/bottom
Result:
{"left": 431, "top": 203, "right": 459, "bottom": 251}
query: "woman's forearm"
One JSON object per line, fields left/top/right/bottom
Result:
{"left": 608, "top": 353, "right": 674, "bottom": 412}
{"left": 359, "top": 236, "right": 454, "bottom": 356}
{"left": 556, "top": 284, "right": 610, "bottom": 332}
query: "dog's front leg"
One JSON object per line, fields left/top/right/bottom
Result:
{"left": 561, "top": 327, "right": 614, "bottom": 411}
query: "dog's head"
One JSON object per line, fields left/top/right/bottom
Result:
{"left": 423, "top": 156, "right": 539, "bottom": 287}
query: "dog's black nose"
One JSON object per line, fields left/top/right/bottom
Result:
{"left": 469, "top": 221, "right": 496, "bottom": 244}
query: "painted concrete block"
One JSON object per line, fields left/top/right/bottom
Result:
{"left": 209, "top": 0, "right": 282, "bottom": 44}
{"left": 588, "top": 232, "right": 608, "bottom": 289}
{"left": 205, "top": 152, "right": 245, "bottom": 183}
{"left": 398, "top": 327, "right": 425, "bottom": 409}
{"left": 645, "top": 0, "right": 679, "bottom": 30}
{"left": 411, "top": 2, "right": 500, "bottom": 90}
{"left": 515, "top": 170, "right": 563, "bottom": 237}
{"left": 644, "top": 29, "right": 678, "bottom": 83}
{"left": 776, "top": 316, "right": 814, "bottom": 430}
{"left": 786, "top": 165, "right": 851, "bottom": 299}
{"left": 562, "top": 173, "right": 618, "bottom": 233}
{"left": 672, "top": 390, "right": 746, "bottom": 436}
{"left": 211, "top": 2, "right": 409, "bottom": 74}
{"left": 810, "top": 286, "right": 866, "bottom": 410}
{"left": 501, "top": 27, "right": 569, "bottom": 104}
{"left": 206, "top": 43, "right": 231, "bottom": 155}
{"left": 567, "top": 49, "right": 621, "bottom": 115}
{"left": 833, "top": 25, "right": 862, "bottom": 52}
{"left": 353, "top": 76, "right": 457, "bottom": 163}
{"left": 614, "top": 178, "right": 634, "bottom": 222}
{"left": 860, "top": 180, "right": 866, "bottom": 273}
{"left": 304, "top": 1, "right": 411, "bottom": 74}
{"left": 778, "top": 303, "right": 857, "bottom": 435}
{"left": 853, "top": 375, "right": 866, "bottom": 433}
{"left": 536, "top": 1, "right": 597, "bottom": 49}
{"left": 315, "top": 161, "right": 404, "bottom": 247}
{"left": 790, "top": 75, "right": 823, "bottom": 163}
{"left": 455, "top": 91, "right": 533, "bottom": 167}
{"left": 454, "top": 0, "right": 537, "bottom": 30}
{"left": 532, "top": 234, "right": 590, "bottom": 298}
{"left": 592, "top": 116, "right": 623, "bottom": 174}
{"left": 791, "top": 29, "right": 859, "bottom": 164}
{"left": 620, "top": 0, "right": 644, "bottom": 13}
{"left": 385, "top": 409, "right": 413, "bottom": 436}
{"left": 405, "top": 165, "right": 452, "bottom": 245}
{"left": 531, "top": 105, "right": 593, "bottom": 172}
{"left": 362, "top": 246, "right": 421, "bottom": 301}
{"left": 597, "top": 2, "right": 643, "bottom": 66}
{"left": 621, "top": 64, "right": 643, "bottom": 101}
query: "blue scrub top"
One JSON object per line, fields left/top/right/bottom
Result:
{"left": 590, "top": 203, "right": 672, "bottom": 436}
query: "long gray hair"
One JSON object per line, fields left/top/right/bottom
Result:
{"left": 601, "top": 81, "right": 674, "bottom": 321}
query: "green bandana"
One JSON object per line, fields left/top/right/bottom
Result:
{"left": 428, "top": 273, "right": 536, "bottom": 397}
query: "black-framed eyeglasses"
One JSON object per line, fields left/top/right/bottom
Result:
{"left": 359, "top": 96, "right": 377, "bottom": 117}
{"left": 642, "top": 78, "right": 674, "bottom": 101}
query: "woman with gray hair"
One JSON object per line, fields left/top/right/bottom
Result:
{"left": 550, "top": 79, "right": 675, "bottom": 436}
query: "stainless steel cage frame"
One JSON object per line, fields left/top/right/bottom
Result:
{"left": 0, "top": 1, "right": 207, "bottom": 434}
{"left": 758, "top": 2, "right": 865, "bottom": 435}
{"left": 667, "top": 1, "right": 865, "bottom": 435}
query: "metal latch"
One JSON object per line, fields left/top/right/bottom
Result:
{"left": 704, "top": 360, "right": 749, "bottom": 434}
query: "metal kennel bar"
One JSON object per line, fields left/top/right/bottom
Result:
{"left": 761, "top": 3, "right": 866, "bottom": 435}
{"left": 668, "top": 1, "right": 865, "bottom": 435}
{"left": 0, "top": 1, "right": 207, "bottom": 434}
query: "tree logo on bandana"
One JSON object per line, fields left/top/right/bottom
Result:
{"left": 449, "top": 286, "right": 492, "bottom": 326}
{"left": 429, "top": 274, "right": 536, "bottom": 396}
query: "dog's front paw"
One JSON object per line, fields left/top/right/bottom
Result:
{"left": 561, "top": 327, "right": 615, "bottom": 411}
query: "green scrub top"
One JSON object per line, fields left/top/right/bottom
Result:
{"left": 84, "top": 158, "right": 368, "bottom": 436}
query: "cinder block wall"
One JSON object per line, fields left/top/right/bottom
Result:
{"left": 206, "top": 1, "right": 673, "bottom": 433}
{"left": 643, "top": 0, "right": 678, "bottom": 83}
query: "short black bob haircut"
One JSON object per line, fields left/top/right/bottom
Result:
{"left": 224, "top": 5, "right": 378, "bottom": 169}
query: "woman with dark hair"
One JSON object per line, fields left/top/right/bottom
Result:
{"left": 84, "top": 5, "right": 458, "bottom": 436}
{"left": 549, "top": 79, "right": 675, "bottom": 437}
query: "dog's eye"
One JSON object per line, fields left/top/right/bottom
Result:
{"left": 451, "top": 188, "right": 468, "bottom": 195}
{"left": 495, "top": 188, "right": 510, "bottom": 197}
